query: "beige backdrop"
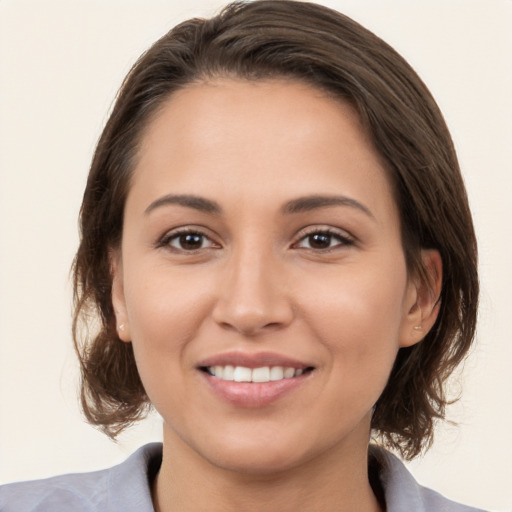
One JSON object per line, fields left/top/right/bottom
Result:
{"left": 0, "top": 1, "right": 511, "bottom": 510}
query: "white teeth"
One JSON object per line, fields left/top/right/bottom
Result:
{"left": 207, "top": 365, "right": 307, "bottom": 383}
{"left": 233, "top": 366, "right": 252, "bottom": 382}
{"left": 284, "top": 367, "right": 295, "bottom": 378}
{"left": 252, "top": 366, "right": 270, "bottom": 382}
{"left": 269, "top": 366, "right": 284, "bottom": 381}
{"left": 223, "top": 365, "right": 235, "bottom": 380}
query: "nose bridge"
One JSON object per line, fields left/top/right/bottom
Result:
{"left": 213, "top": 236, "right": 293, "bottom": 334}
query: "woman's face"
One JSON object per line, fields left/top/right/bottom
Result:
{"left": 113, "top": 79, "right": 430, "bottom": 474}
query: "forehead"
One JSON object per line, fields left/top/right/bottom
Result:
{"left": 129, "top": 78, "right": 397, "bottom": 223}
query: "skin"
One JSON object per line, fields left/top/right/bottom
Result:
{"left": 112, "top": 79, "right": 441, "bottom": 512}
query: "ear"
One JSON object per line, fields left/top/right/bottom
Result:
{"left": 399, "top": 249, "right": 443, "bottom": 348}
{"left": 110, "top": 249, "right": 131, "bottom": 343}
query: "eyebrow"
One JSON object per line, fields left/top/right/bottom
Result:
{"left": 144, "top": 194, "right": 222, "bottom": 215}
{"left": 144, "top": 193, "right": 374, "bottom": 219}
{"left": 282, "top": 195, "right": 375, "bottom": 219}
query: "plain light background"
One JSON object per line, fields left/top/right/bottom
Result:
{"left": 0, "top": 1, "right": 511, "bottom": 510}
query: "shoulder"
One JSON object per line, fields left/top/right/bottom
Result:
{"left": 0, "top": 443, "right": 162, "bottom": 512}
{"left": 371, "top": 446, "right": 488, "bottom": 512}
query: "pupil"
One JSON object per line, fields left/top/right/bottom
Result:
{"left": 309, "top": 233, "right": 330, "bottom": 249}
{"left": 180, "top": 233, "right": 202, "bottom": 249}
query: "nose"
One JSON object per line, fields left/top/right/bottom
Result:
{"left": 212, "top": 244, "right": 294, "bottom": 336}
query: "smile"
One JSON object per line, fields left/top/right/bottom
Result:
{"left": 200, "top": 364, "right": 314, "bottom": 408}
{"left": 205, "top": 365, "right": 309, "bottom": 382}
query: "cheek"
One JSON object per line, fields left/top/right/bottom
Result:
{"left": 122, "top": 263, "right": 215, "bottom": 390}
{"left": 299, "top": 259, "right": 408, "bottom": 383}
{"left": 124, "top": 260, "right": 213, "bottom": 335}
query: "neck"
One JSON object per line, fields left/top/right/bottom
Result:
{"left": 152, "top": 425, "right": 382, "bottom": 512}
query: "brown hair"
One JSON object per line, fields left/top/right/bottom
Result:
{"left": 73, "top": 0, "right": 478, "bottom": 459}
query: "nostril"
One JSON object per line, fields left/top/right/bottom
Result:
{"left": 263, "top": 321, "right": 284, "bottom": 330}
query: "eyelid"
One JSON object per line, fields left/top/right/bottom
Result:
{"left": 292, "top": 225, "right": 355, "bottom": 250}
{"left": 156, "top": 225, "right": 221, "bottom": 252}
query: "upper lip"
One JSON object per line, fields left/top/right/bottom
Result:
{"left": 197, "top": 351, "right": 313, "bottom": 370}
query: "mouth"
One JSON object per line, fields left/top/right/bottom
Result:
{"left": 200, "top": 365, "right": 314, "bottom": 383}
{"left": 197, "top": 352, "right": 315, "bottom": 407}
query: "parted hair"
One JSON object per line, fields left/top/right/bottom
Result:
{"left": 73, "top": 0, "right": 478, "bottom": 459}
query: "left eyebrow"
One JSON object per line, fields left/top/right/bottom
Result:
{"left": 281, "top": 195, "right": 375, "bottom": 220}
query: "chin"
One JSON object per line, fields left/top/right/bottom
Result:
{"left": 206, "top": 443, "right": 310, "bottom": 476}
{"left": 182, "top": 419, "right": 357, "bottom": 477}
{"left": 174, "top": 422, "right": 316, "bottom": 476}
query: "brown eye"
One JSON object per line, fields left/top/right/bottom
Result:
{"left": 308, "top": 233, "right": 332, "bottom": 249}
{"left": 164, "top": 231, "right": 217, "bottom": 251}
{"left": 177, "top": 233, "right": 204, "bottom": 250}
{"left": 295, "top": 229, "right": 354, "bottom": 251}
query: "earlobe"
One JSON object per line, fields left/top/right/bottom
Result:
{"left": 110, "top": 250, "right": 131, "bottom": 343}
{"left": 399, "top": 249, "right": 443, "bottom": 348}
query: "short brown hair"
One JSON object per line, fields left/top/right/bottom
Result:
{"left": 73, "top": 0, "right": 478, "bottom": 459}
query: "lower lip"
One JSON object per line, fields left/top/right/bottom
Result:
{"left": 200, "top": 371, "right": 310, "bottom": 408}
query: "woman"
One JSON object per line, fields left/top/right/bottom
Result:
{"left": 0, "top": 1, "right": 487, "bottom": 511}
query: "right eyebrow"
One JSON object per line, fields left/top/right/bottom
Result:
{"left": 144, "top": 194, "right": 223, "bottom": 216}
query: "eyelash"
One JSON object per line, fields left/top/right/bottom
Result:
{"left": 156, "top": 228, "right": 219, "bottom": 253}
{"left": 156, "top": 226, "right": 354, "bottom": 253}
{"left": 292, "top": 227, "right": 355, "bottom": 252}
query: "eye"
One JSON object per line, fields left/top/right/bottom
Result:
{"left": 294, "top": 229, "right": 354, "bottom": 251}
{"left": 159, "top": 229, "right": 219, "bottom": 252}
